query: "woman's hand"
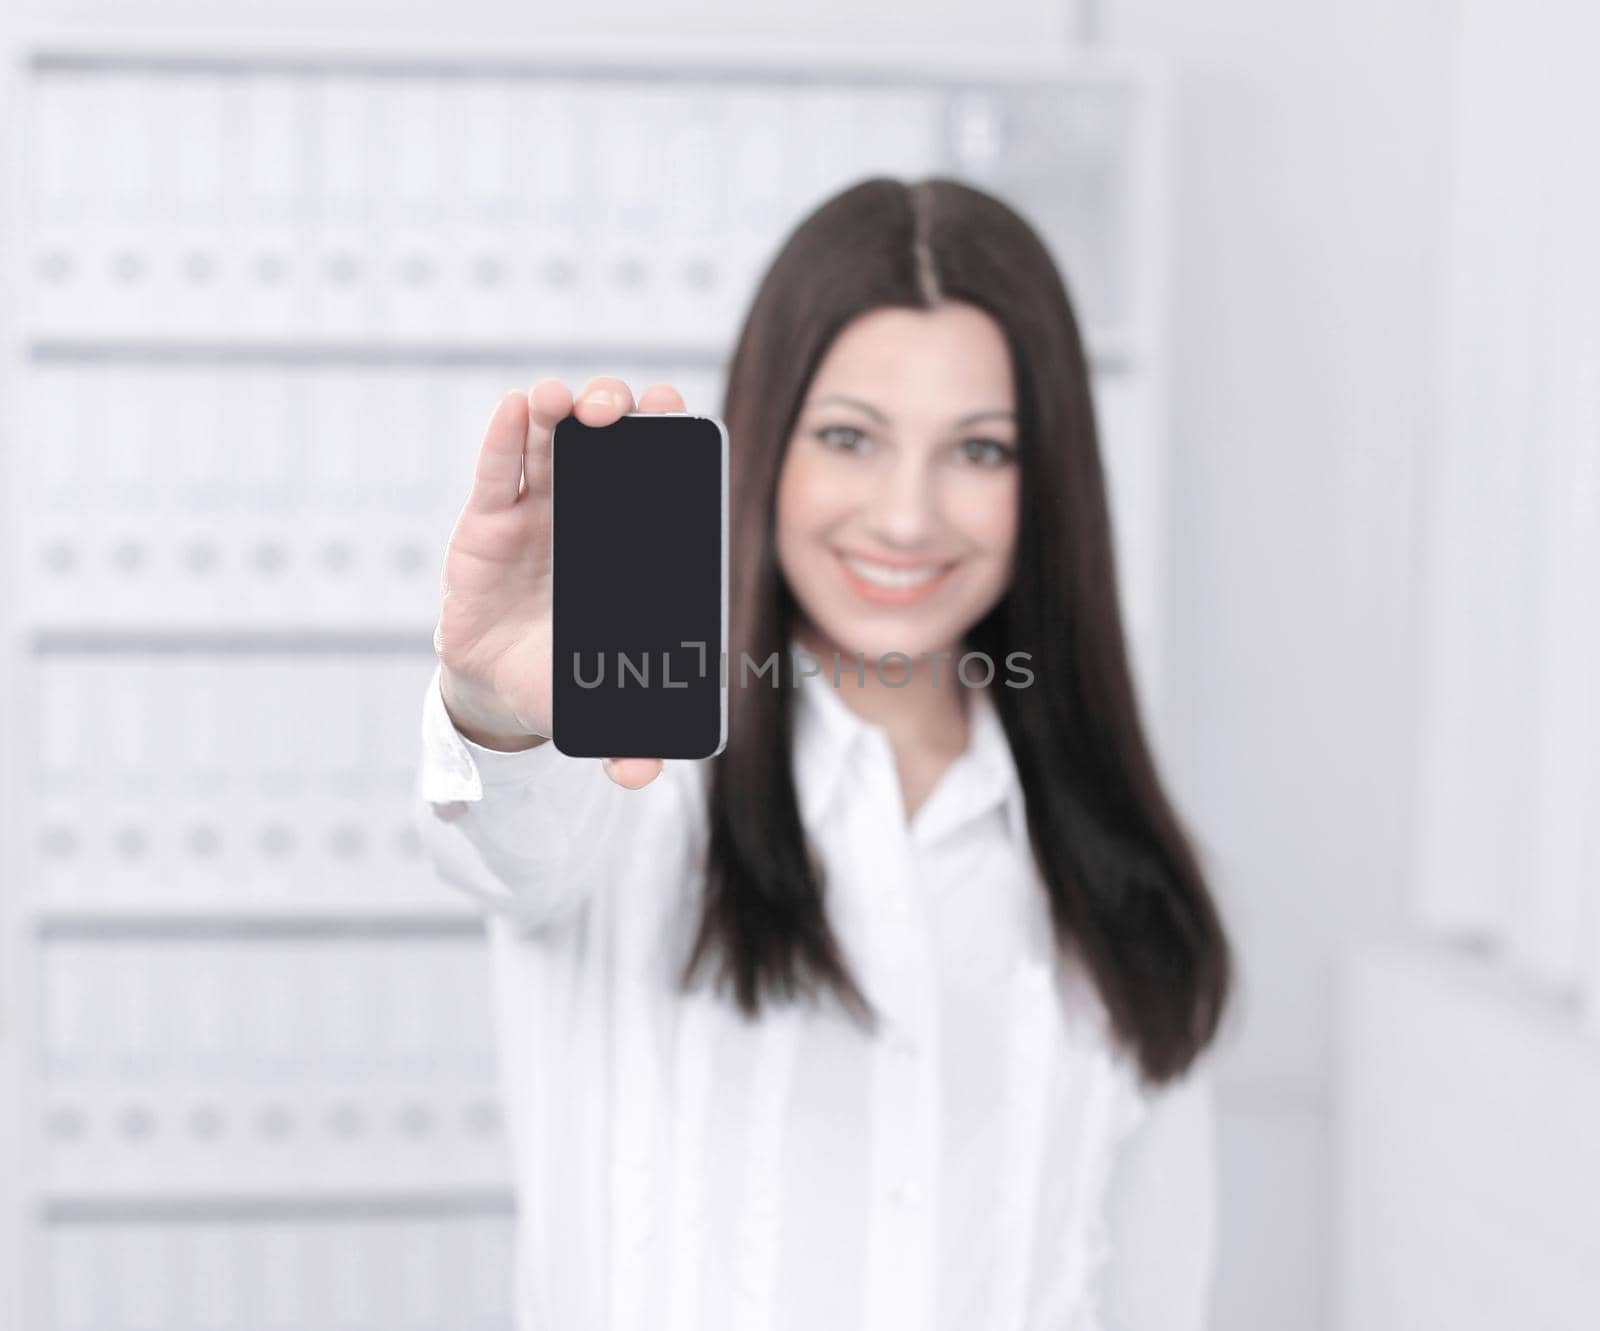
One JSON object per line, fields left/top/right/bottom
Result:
{"left": 432, "top": 376, "right": 683, "bottom": 790}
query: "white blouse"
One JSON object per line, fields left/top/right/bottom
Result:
{"left": 414, "top": 651, "right": 1217, "bottom": 1331}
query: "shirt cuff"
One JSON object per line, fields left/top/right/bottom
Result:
{"left": 418, "top": 661, "right": 557, "bottom": 803}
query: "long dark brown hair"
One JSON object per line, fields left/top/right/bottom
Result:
{"left": 679, "top": 176, "right": 1232, "bottom": 1087}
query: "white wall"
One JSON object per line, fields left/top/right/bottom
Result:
{"left": 1106, "top": 2, "right": 1456, "bottom": 1328}
{"left": 1336, "top": 941, "right": 1600, "bottom": 1329}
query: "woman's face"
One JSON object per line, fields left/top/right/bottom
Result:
{"left": 775, "top": 301, "right": 1021, "bottom": 665}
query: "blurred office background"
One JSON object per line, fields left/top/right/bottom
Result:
{"left": 0, "top": 1, "right": 1595, "bottom": 1328}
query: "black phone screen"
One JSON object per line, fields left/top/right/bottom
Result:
{"left": 550, "top": 411, "right": 727, "bottom": 759}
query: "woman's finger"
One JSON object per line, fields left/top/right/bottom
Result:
{"left": 637, "top": 382, "right": 687, "bottom": 414}
{"left": 602, "top": 756, "right": 664, "bottom": 788}
{"left": 572, "top": 375, "right": 637, "bottom": 427}
{"left": 465, "top": 390, "right": 533, "bottom": 515}
{"left": 521, "top": 377, "right": 573, "bottom": 501}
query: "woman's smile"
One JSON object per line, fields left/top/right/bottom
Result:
{"left": 833, "top": 547, "right": 960, "bottom": 605}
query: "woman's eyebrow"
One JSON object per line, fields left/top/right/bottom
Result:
{"left": 808, "top": 394, "right": 1016, "bottom": 428}
{"left": 952, "top": 408, "right": 1017, "bottom": 427}
{"left": 809, "top": 394, "right": 890, "bottom": 422}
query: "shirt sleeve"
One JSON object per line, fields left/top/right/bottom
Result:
{"left": 1095, "top": 1053, "right": 1220, "bottom": 1331}
{"left": 411, "top": 660, "right": 688, "bottom": 930}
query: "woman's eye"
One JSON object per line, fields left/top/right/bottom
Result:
{"left": 816, "top": 425, "right": 869, "bottom": 453}
{"left": 958, "top": 437, "right": 1017, "bottom": 467}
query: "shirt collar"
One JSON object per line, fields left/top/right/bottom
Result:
{"left": 787, "top": 638, "right": 1028, "bottom": 847}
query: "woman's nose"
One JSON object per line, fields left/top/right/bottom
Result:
{"left": 863, "top": 458, "right": 938, "bottom": 546}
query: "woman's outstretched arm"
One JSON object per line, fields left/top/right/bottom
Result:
{"left": 411, "top": 376, "right": 692, "bottom": 929}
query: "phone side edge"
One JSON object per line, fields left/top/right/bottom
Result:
{"left": 549, "top": 413, "right": 570, "bottom": 757}
{"left": 712, "top": 413, "right": 729, "bottom": 759}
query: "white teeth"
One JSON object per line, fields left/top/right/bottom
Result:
{"left": 840, "top": 553, "right": 950, "bottom": 589}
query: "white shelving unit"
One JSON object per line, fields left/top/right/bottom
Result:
{"left": 0, "top": 26, "right": 1170, "bottom": 1330}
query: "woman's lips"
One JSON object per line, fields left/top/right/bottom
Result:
{"left": 833, "top": 549, "right": 959, "bottom": 606}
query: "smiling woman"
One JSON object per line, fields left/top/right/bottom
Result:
{"left": 776, "top": 304, "right": 1021, "bottom": 638}
{"left": 417, "top": 176, "right": 1232, "bottom": 1331}
{"left": 704, "top": 179, "right": 1230, "bottom": 1081}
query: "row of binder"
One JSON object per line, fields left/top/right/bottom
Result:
{"left": 46, "top": 1211, "right": 513, "bottom": 1330}
{"left": 40, "top": 937, "right": 496, "bottom": 1079}
{"left": 30, "top": 654, "right": 441, "bottom": 907}
{"left": 22, "top": 362, "right": 729, "bottom": 514}
{"left": 16, "top": 362, "right": 725, "bottom": 629}
{"left": 28, "top": 226, "right": 775, "bottom": 342}
{"left": 30, "top": 809, "right": 442, "bottom": 911}
{"left": 41, "top": 1087, "right": 502, "bottom": 1149}
{"left": 25, "top": 70, "right": 956, "bottom": 340}
{"left": 38, "top": 1083, "right": 508, "bottom": 1195}
{"left": 30, "top": 72, "right": 944, "bottom": 223}
{"left": 34, "top": 656, "right": 434, "bottom": 799}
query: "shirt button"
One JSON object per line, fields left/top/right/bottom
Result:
{"left": 890, "top": 1180, "right": 922, "bottom": 1208}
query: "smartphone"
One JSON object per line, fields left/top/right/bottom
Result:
{"left": 550, "top": 410, "right": 728, "bottom": 759}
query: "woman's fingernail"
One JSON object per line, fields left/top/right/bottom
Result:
{"left": 581, "top": 388, "right": 622, "bottom": 411}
